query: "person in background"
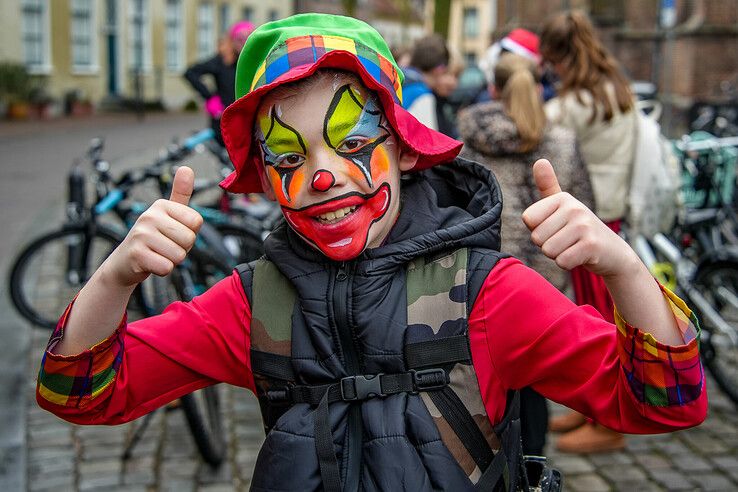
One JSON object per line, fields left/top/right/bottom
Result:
{"left": 401, "top": 34, "right": 452, "bottom": 131}
{"left": 184, "top": 21, "right": 255, "bottom": 145}
{"left": 540, "top": 9, "right": 638, "bottom": 454}
{"left": 458, "top": 53, "right": 595, "bottom": 456}
{"left": 479, "top": 28, "right": 540, "bottom": 85}
{"left": 433, "top": 46, "right": 464, "bottom": 138}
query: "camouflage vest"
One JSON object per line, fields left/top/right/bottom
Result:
{"left": 237, "top": 248, "right": 527, "bottom": 492}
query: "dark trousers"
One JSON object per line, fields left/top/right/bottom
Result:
{"left": 520, "top": 387, "right": 548, "bottom": 456}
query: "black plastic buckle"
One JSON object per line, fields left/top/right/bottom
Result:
{"left": 411, "top": 368, "right": 448, "bottom": 392}
{"left": 266, "top": 387, "right": 291, "bottom": 403}
{"left": 340, "top": 374, "right": 385, "bottom": 401}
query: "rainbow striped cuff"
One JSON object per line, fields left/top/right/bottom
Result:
{"left": 250, "top": 34, "right": 403, "bottom": 103}
{"left": 37, "top": 300, "right": 125, "bottom": 409}
{"left": 616, "top": 285, "right": 703, "bottom": 407}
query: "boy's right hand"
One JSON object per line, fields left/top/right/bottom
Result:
{"left": 105, "top": 166, "right": 204, "bottom": 287}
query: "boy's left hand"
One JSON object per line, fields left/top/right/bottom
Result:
{"left": 522, "top": 159, "right": 639, "bottom": 278}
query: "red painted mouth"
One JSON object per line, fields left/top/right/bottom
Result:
{"left": 282, "top": 183, "right": 391, "bottom": 260}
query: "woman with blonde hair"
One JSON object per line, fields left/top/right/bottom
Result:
{"left": 540, "top": 9, "right": 637, "bottom": 453}
{"left": 459, "top": 53, "right": 593, "bottom": 293}
{"left": 458, "top": 52, "right": 594, "bottom": 457}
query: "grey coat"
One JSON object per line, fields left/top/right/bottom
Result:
{"left": 458, "top": 101, "right": 595, "bottom": 291}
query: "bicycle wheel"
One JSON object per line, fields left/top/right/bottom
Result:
{"left": 180, "top": 387, "right": 225, "bottom": 467}
{"left": 164, "top": 249, "right": 231, "bottom": 467}
{"left": 215, "top": 223, "right": 264, "bottom": 264}
{"left": 693, "top": 261, "right": 738, "bottom": 405}
{"left": 9, "top": 224, "right": 161, "bottom": 329}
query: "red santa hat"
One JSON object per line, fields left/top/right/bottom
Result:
{"left": 499, "top": 28, "right": 540, "bottom": 62}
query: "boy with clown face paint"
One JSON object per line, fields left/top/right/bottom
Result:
{"left": 254, "top": 75, "right": 410, "bottom": 261}
{"left": 38, "top": 14, "right": 706, "bottom": 492}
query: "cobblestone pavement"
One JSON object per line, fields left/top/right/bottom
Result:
{"left": 25, "top": 319, "right": 738, "bottom": 491}
{"left": 9, "top": 113, "right": 738, "bottom": 492}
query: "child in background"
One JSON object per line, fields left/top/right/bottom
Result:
{"left": 38, "top": 13, "right": 705, "bottom": 491}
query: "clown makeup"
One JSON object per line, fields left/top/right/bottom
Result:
{"left": 257, "top": 107, "right": 307, "bottom": 202}
{"left": 255, "top": 74, "right": 414, "bottom": 261}
{"left": 323, "top": 85, "right": 391, "bottom": 188}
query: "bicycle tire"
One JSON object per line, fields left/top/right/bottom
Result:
{"left": 693, "top": 261, "right": 738, "bottom": 405}
{"left": 8, "top": 224, "right": 154, "bottom": 329}
{"left": 214, "top": 223, "right": 264, "bottom": 264}
{"left": 165, "top": 247, "right": 232, "bottom": 467}
{"left": 180, "top": 387, "right": 225, "bottom": 467}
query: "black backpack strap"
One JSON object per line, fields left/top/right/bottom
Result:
{"left": 235, "top": 262, "right": 255, "bottom": 306}
{"left": 467, "top": 248, "right": 510, "bottom": 313}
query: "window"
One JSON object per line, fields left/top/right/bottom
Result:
{"left": 219, "top": 4, "right": 230, "bottom": 34}
{"left": 242, "top": 6, "right": 253, "bottom": 22}
{"left": 21, "top": 0, "right": 50, "bottom": 73}
{"left": 71, "top": 0, "right": 97, "bottom": 71}
{"left": 128, "top": 0, "right": 151, "bottom": 70}
{"left": 165, "top": 0, "right": 184, "bottom": 71}
{"left": 463, "top": 7, "right": 479, "bottom": 39}
{"left": 268, "top": 9, "right": 279, "bottom": 22}
{"left": 197, "top": 2, "right": 215, "bottom": 58}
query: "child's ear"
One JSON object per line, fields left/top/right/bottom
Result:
{"left": 398, "top": 148, "right": 420, "bottom": 172}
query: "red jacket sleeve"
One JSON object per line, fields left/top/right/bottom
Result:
{"left": 469, "top": 257, "right": 707, "bottom": 434}
{"left": 36, "top": 271, "right": 255, "bottom": 425}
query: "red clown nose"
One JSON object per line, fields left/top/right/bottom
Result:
{"left": 311, "top": 169, "right": 336, "bottom": 192}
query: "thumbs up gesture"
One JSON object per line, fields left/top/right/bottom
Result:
{"left": 522, "top": 159, "right": 633, "bottom": 277}
{"left": 107, "top": 166, "right": 204, "bottom": 287}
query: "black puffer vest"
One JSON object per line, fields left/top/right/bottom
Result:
{"left": 238, "top": 159, "right": 525, "bottom": 491}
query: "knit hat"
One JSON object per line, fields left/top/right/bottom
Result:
{"left": 499, "top": 28, "right": 540, "bottom": 62}
{"left": 219, "top": 13, "right": 462, "bottom": 193}
{"left": 228, "top": 21, "right": 255, "bottom": 49}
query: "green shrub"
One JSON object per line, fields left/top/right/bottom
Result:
{"left": 0, "top": 62, "right": 34, "bottom": 102}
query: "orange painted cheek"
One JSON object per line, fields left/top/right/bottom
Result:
{"left": 288, "top": 171, "right": 306, "bottom": 201}
{"left": 266, "top": 167, "right": 284, "bottom": 202}
{"left": 370, "top": 146, "right": 391, "bottom": 182}
{"left": 346, "top": 162, "right": 365, "bottom": 183}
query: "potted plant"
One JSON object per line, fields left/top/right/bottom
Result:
{"left": 0, "top": 62, "right": 34, "bottom": 119}
{"left": 28, "top": 76, "right": 59, "bottom": 119}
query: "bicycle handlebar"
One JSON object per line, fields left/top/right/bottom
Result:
{"left": 182, "top": 128, "right": 216, "bottom": 150}
{"left": 94, "top": 189, "right": 125, "bottom": 215}
{"left": 675, "top": 135, "right": 738, "bottom": 152}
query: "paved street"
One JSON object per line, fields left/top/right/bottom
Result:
{"left": 3, "top": 114, "right": 738, "bottom": 491}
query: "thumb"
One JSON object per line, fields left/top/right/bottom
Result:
{"left": 169, "top": 166, "right": 195, "bottom": 205}
{"left": 533, "top": 159, "right": 562, "bottom": 198}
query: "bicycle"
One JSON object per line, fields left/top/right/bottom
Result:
{"left": 9, "top": 132, "right": 237, "bottom": 466}
{"left": 8, "top": 130, "right": 232, "bottom": 328}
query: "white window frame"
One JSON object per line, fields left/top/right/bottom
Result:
{"left": 197, "top": 2, "right": 215, "bottom": 59}
{"left": 70, "top": 0, "right": 99, "bottom": 74}
{"left": 463, "top": 7, "right": 479, "bottom": 39}
{"left": 219, "top": 3, "right": 230, "bottom": 35}
{"left": 21, "top": 0, "right": 52, "bottom": 74}
{"left": 128, "top": 0, "right": 152, "bottom": 72}
{"left": 165, "top": 0, "right": 185, "bottom": 72}
{"left": 242, "top": 5, "right": 254, "bottom": 22}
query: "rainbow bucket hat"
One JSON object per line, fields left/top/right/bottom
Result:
{"left": 220, "top": 13, "right": 462, "bottom": 193}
